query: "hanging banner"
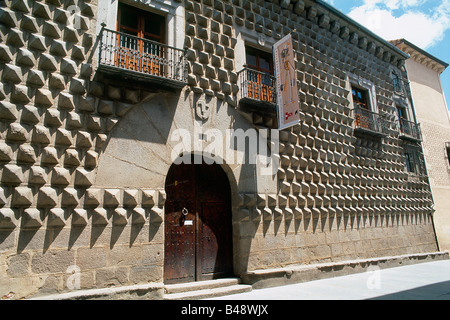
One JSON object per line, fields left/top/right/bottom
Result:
{"left": 273, "top": 34, "right": 300, "bottom": 130}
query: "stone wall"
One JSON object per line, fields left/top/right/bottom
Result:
{"left": 421, "top": 120, "right": 450, "bottom": 251}
{"left": 403, "top": 54, "right": 450, "bottom": 252}
{"left": 0, "top": 0, "right": 167, "bottom": 297}
{"left": 0, "top": 0, "right": 439, "bottom": 299}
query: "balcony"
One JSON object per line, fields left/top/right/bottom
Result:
{"left": 237, "top": 66, "right": 276, "bottom": 114}
{"left": 398, "top": 118, "right": 422, "bottom": 142}
{"left": 97, "top": 27, "right": 187, "bottom": 89}
{"left": 353, "top": 106, "right": 390, "bottom": 137}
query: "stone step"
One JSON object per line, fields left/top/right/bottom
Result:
{"left": 164, "top": 284, "right": 253, "bottom": 300}
{"left": 164, "top": 278, "right": 252, "bottom": 300}
{"left": 165, "top": 278, "right": 241, "bottom": 294}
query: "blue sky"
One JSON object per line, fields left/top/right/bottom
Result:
{"left": 323, "top": 0, "right": 450, "bottom": 112}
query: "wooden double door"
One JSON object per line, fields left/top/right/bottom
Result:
{"left": 164, "top": 162, "right": 233, "bottom": 283}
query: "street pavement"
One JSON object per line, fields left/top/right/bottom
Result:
{"left": 209, "top": 259, "right": 450, "bottom": 300}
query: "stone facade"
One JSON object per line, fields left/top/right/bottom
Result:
{"left": 392, "top": 39, "right": 450, "bottom": 253}
{"left": 0, "top": 0, "right": 439, "bottom": 299}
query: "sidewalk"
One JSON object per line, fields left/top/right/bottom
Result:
{"left": 209, "top": 259, "right": 450, "bottom": 300}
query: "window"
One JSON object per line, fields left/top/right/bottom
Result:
{"left": 396, "top": 105, "right": 407, "bottom": 120}
{"left": 117, "top": 3, "right": 165, "bottom": 43}
{"left": 242, "top": 46, "right": 276, "bottom": 103}
{"left": 396, "top": 105, "right": 408, "bottom": 132}
{"left": 246, "top": 46, "right": 274, "bottom": 75}
{"left": 347, "top": 74, "right": 388, "bottom": 135}
{"left": 97, "top": 0, "right": 187, "bottom": 86}
{"left": 115, "top": 2, "right": 166, "bottom": 75}
{"left": 403, "top": 146, "right": 425, "bottom": 175}
{"left": 352, "top": 86, "right": 370, "bottom": 110}
{"left": 404, "top": 152, "right": 415, "bottom": 173}
{"left": 392, "top": 73, "right": 403, "bottom": 93}
{"left": 352, "top": 86, "right": 372, "bottom": 130}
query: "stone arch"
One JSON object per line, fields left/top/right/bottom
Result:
{"left": 92, "top": 92, "right": 268, "bottom": 275}
{"left": 163, "top": 154, "right": 236, "bottom": 282}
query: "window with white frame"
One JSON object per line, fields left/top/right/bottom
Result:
{"left": 347, "top": 73, "right": 378, "bottom": 113}
{"left": 96, "top": 0, "right": 185, "bottom": 52}
{"left": 347, "top": 74, "right": 382, "bottom": 134}
{"left": 96, "top": 0, "right": 186, "bottom": 83}
{"left": 97, "top": 0, "right": 185, "bottom": 49}
{"left": 234, "top": 28, "right": 278, "bottom": 106}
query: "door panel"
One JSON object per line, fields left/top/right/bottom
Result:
{"left": 200, "top": 202, "right": 233, "bottom": 279}
{"left": 164, "top": 200, "right": 196, "bottom": 283}
{"left": 164, "top": 162, "right": 233, "bottom": 283}
{"left": 164, "top": 163, "right": 196, "bottom": 283}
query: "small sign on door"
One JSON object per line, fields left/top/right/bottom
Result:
{"left": 184, "top": 220, "right": 193, "bottom": 226}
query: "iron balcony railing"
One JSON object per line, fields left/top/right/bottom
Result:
{"left": 238, "top": 66, "right": 276, "bottom": 105}
{"left": 392, "top": 76, "right": 413, "bottom": 97}
{"left": 398, "top": 118, "right": 422, "bottom": 141}
{"left": 353, "top": 105, "right": 390, "bottom": 136}
{"left": 98, "top": 26, "right": 187, "bottom": 86}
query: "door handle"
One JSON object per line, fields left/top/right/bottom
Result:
{"left": 179, "top": 208, "right": 189, "bottom": 227}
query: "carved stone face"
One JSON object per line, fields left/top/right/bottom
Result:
{"left": 196, "top": 98, "right": 211, "bottom": 121}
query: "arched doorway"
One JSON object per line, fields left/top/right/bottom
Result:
{"left": 164, "top": 158, "right": 234, "bottom": 283}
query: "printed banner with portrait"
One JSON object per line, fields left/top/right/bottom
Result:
{"left": 273, "top": 34, "right": 300, "bottom": 130}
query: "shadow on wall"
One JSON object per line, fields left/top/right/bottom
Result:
{"left": 90, "top": 87, "right": 265, "bottom": 277}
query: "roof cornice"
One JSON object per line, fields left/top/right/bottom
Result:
{"left": 390, "top": 38, "right": 448, "bottom": 74}
{"left": 313, "top": 0, "right": 410, "bottom": 61}
{"left": 274, "top": 0, "right": 410, "bottom": 68}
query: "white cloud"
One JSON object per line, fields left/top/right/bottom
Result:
{"left": 345, "top": 0, "right": 450, "bottom": 49}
